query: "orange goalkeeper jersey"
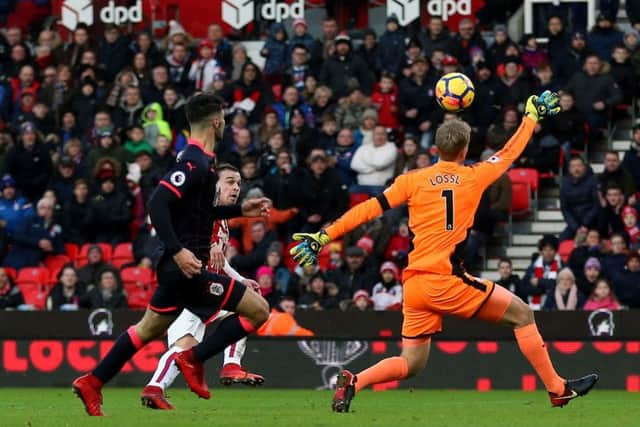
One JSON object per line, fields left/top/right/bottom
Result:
{"left": 326, "top": 117, "right": 536, "bottom": 278}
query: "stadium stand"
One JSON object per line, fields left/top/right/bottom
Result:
{"left": 0, "top": 1, "right": 638, "bottom": 314}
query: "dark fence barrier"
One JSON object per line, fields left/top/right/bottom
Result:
{"left": 1, "top": 310, "right": 639, "bottom": 390}
{"left": 0, "top": 309, "right": 636, "bottom": 340}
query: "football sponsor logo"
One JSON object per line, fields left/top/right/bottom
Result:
{"left": 222, "top": 0, "right": 304, "bottom": 30}
{"left": 88, "top": 308, "right": 113, "bottom": 336}
{"left": 61, "top": 0, "right": 142, "bottom": 30}
{"left": 170, "top": 171, "right": 186, "bottom": 187}
{"left": 298, "top": 340, "right": 368, "bottom": 389}
{"left": 61, "top": 0, "right": 94, "bottom": 30}
{"left": 222, "top": 0, "right": 254, "bottom": 30}
{"left": 588, "top": 309, "right": 615, "bottom": 337}
{"left": 209, "top": 282, "right": 225, "bottom": 296}
{"left": 426, "top": 0, "right": 471, "bottom": 21}
{"left": 387, "top": 0, "right": 420, "bottom": 26}
{"left": 99, "top": 0, "right": 143, "bottom": 26}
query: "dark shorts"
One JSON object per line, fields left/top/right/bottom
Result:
{"left": 149, "top": 261, "right": 246, "bottom": 322}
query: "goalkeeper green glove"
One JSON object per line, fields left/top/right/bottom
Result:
{"left": 290, "top": 230, "right": 331, "bottom": 267}
{"left": 524, "top": 90, "right": 561, "bottom": 122}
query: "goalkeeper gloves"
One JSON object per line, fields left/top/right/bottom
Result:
{"left": 290, "top": 230, "right": 331, "bottom": 267}
{"left": 524, "top": 90, "right": 561, "bottom": 122}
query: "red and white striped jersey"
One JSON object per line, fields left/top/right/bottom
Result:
{"left": 208, "top": 218, "right": 229, "bottom": 274}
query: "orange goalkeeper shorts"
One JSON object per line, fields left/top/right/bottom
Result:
{"left": 401, "top": 272, "right": 512, "bottom": 339}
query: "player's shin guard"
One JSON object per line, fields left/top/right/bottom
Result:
{"left": 193, "top": 315, "right": 255, "bottom": 362}
{"left": 223, "top": 337, "right": 247, "bottom": 367}
{"left": 515, "top": 323, "right": 565, "bottom": 395}
{"left": 355, "top": 356, "right": 409, "bottom": 392}
{"left": 148, "top": 346, "right": 183, "bottom": 390}
{"left": 93, "top": 326, "right": 145, "bottom": 384}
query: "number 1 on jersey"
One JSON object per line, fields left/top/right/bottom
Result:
{"left": 441, "top": 189, "right": 454, "bottom": 231}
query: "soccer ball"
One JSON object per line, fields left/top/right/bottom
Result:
{"left": 435, "top": 72, "right": 475, "bottom": 112}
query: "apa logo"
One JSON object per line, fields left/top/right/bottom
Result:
{"left": 222, "top": 0, "right": 254, "bottom": 30}
{"left": 61, "top": 0, "right": 94, "bottom": 30}
{"left": 426, "top": 0, "right": 473, "bottom": 21}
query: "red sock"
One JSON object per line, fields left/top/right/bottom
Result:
{"left": 514, "top": 323, "right": 565, "bottom": 395}
{"left": 355, "top": 357, "right": 408, "bottom": 392}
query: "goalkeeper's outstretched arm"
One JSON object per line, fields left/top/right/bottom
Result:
{"left": 290, "top": 174, "right": 411, "bottom": 266}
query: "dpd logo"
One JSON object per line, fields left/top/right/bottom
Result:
{"left": 61, "top": 0, "right": 143, "bottom": 30}
{"left": 426, "top": 0, "right": 471, "bottom": 21}
{"left": 100, "top": 0, "right": 143, "bottom": 26}
{"left": 387, "top": 0, "right": 420, "bottom": 26}
{"left": 222, "top": 0, "right": 304, "bottom": 30}
{"left": 261, "top": 0, "right": 304, "bottom": 22}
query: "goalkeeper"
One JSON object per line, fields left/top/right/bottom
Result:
{"left": 290, "top": 91, "right": 598, "bottom": 412}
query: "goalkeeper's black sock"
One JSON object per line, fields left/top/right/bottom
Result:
{"left": 192, "top": 315, "right": 255, "bottom": 362}
{"left": 93, "top": 326, "right": 145, "bottom": 384}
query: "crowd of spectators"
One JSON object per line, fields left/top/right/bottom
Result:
{"left": 0, "top": 7, "right": 639, "bottom": 314}
{"left": 499, "top": 227, "right": 640, "bottom": 311}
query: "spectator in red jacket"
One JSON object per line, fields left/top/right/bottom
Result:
{"left": 10, "top": 64, "right": 40, "bottom": 104}
{"left": 385, "top": 218, "right": 410, "bottom": 265}
{"left": 371, "top": 73, "right": 399, "bottom": 129}
{"left": 256, "top": 265, "right": 283, "bottom": 308}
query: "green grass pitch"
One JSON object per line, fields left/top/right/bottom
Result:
{"left": 1, "top": 388, "right": 637, "bottom": 427}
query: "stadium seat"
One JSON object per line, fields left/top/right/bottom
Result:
{"left": 121, "top": 266, "right": 153, "bottom": 285}
{"left": 507, "top": 168, "right": 538, "bottom": 212}
{"left": 318, "top": 244, "right": 331, "bottom": 271}
{"left": 3, "top": 267, "right": 17, "bottom": 282}
{"left": 272, "top": 83, "right": 283, "bottom": 102}
{"left": 558, "top": 240, "right": 576, "bottom": 263}
{"left": 510, "top": 182, "right": 531, "bottom": 218}
{"left": 65, "top": 243, "right": 79, "bottom": 262}
{"left": 349, "top": 193, "right": 369, "bottom": 208}
{"left": 44, "top": 254, "right": 71, "bottom": 283}
{"left": 508, "top": 182, "right": 531, "bottom": 244}
{"left": 121, "top": 267, "right": 155, "bottom": 310}
{"left": 76, "top": 243, "right": 113, "bottom": 268}
{"left": 16, "top": 267, "right": 51, "bottom": 310}
{"left": 111, "top": 243, "right": 135, "bottom": 268}
{"left": 284, "top": 241, "right": 299, "bottom": 271}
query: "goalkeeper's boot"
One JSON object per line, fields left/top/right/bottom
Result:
{"left": 72, "top": 373, "right": 104, "bottom": 416}
{"left": 141, "top": 385, "right": 175, "bottom": 410}
{"left": 332, "top": 370, "right": 357, "bottom": 413}
{"left": 174, "top": 349, "right": 211, "bottom": 399}
{"left": 220, "top": 363, "right": 265, "bottom": 386}
{"left": 549, "top": 374, "right": 599, "bottom": 408}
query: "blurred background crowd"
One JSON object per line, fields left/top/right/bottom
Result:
{"left": 0, "top": 0, "right": 639, "bottom": 316}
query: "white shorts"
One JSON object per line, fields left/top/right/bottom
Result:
{"left": 166, "top": 309, "right": 231, "bottom": 347}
